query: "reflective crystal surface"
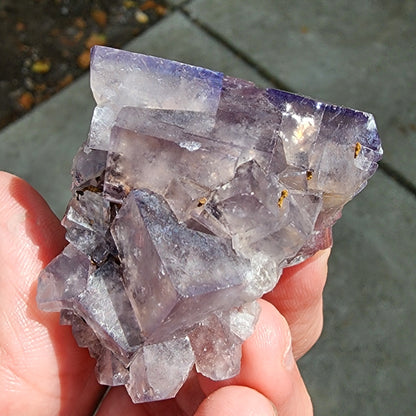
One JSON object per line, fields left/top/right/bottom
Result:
{"left": 37, "top": 46, "right": 382, "bottom": 403}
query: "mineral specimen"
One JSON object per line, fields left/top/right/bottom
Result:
{"left": 36, "top": 46, "right": 382, "bottom": 403}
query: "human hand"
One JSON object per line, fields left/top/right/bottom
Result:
{"left": 0, "top": 171, "right": 329, "bottom": 416}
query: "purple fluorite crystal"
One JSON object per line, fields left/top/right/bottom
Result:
{"left": 37, "top": 46, "right": 382, "bottom": 403}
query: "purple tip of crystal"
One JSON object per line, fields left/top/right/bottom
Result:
{"left": 91, "top": 45, "right": 224, "bottom": 85}
{"left": 90, "top": 45, "right": 224, "bottom": 108}
{"left": 267, "top": 86, "right": 382, "bottom": 157}
{"left": 323, "top": 105, "right": 382, "bottom": 153}
{"left": 266, "top": 88, "right": 321, "bottom": 111}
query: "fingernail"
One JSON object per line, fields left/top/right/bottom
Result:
{"left": 270, "top": 399, "right": 279, "bottom": 415}
{"left": 282, "top": 326, "right": 295, "bottom": 370}
{"left": 315, "top": 247, "right": 331, "bottom": 263}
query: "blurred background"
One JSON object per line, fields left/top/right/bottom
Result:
{"left": 0, "top": 1, "right": 415, "bottom": 414}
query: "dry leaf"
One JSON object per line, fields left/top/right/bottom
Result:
{"left": 31, "top": 60, "right": 51, "bottom": 74}
{"left": 85, "top": 33, "right": 107, "bottom": 49}
{"left": 18, "top": 92, "right": 35, "bottom": 110}
{"left": 91, "top": 9, "right": 107, "bottom": 27}
{"left": 77, "top": 50, "right": 90, "bottom": 69}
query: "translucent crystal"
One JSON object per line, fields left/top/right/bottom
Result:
{"left": 126, "top": 336, "right": 195, "bottom": 402}
{"left": 36, "top": 46, "right": 382, "bottom": 403}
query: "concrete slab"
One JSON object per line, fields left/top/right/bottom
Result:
{"left": 186, "top": 0, "right": 416, "bottom": 186}
{"left": 0, "top": 76, "right": 94, "bottom": 217}
{"left": 300, "top": 169, "right": 416, "bottom": 415}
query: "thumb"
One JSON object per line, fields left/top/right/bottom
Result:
{"left": 195, "top": 385, "right": 278, "bottom": 416}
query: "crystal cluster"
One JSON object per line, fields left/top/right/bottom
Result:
{"left": 36, "top": 46, "right": 382, "bottom": 403}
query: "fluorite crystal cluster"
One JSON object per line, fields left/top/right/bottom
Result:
{"left": 37, "top": 46, "right": 382, "bottom": 403}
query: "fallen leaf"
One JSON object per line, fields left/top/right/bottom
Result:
{"left": 140, "top": 1, "right": 158, "bottom": 11}
{"left": 58, "top": 74, "right": 74, "bottom": 88}
{"left": 85, "top": 33, "right": 107, "bottom": 49}
{"left": 140, "top": 1, "right": 166, "bottom": 15}
{"left": 135, "top": 10, "right": 149, "bottom": 24}
{"left": 73, "top": 30, "right": 84, "bottom": 42}
{"left": 31, "top": 60, "right": 51, "bottom": 74}
{"left": 18, "top": 92, "right": 35, "bottom": 110}
{"left": 74, "top": 17, "right": 87, "bottom": 29}
{"left": 156, "top": 5, "right": 167, "bottom": 15}
{"left": 16, "top": 22, "right": 25, "bottom": 32}
{"left": 123, "top": 0, "right": 137, "bottom": 8}
{"left": 91, "top": 9, "right": 107, "bottom": 27}
{"left": 77, "top": 50, "right": 91, "bottom": 69}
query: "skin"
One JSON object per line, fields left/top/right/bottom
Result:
{"left": 0, "top": 171, "right": 330, "bottom": 416}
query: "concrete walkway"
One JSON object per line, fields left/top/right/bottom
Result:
{"left": 1, "top": 1, "right": 415, "bottom": 414}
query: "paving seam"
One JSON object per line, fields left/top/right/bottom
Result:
{"left": 178, "top": 7, "right": 292, "bottom": 92}
{"left": 378, "top": 161, "right": 416, "bottom": 198}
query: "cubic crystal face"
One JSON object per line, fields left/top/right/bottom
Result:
{"left": 36, "top": 46, "right": 382, "bottom": 403}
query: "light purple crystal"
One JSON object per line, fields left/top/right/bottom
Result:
{"left": 36, "top": 46, "right": 382, "bottom": 403}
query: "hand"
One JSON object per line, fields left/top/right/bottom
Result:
{"left": 0, "top": 171, "right": 330, "bottom": 416}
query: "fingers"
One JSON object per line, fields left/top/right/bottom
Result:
{"left": 264, "top": 249, "right": 330, "bottom": 359}
{"left": 98, "top": 382, "right": 278, "bottom": 416}
{"left": 195, "top": 386, "right": 277, "bottom": 416}
{"left": 0, "top": 172, "right": 105, "bottom": 415}
{"left": 198, "top": 300, "right": 313, "bottom": 416}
